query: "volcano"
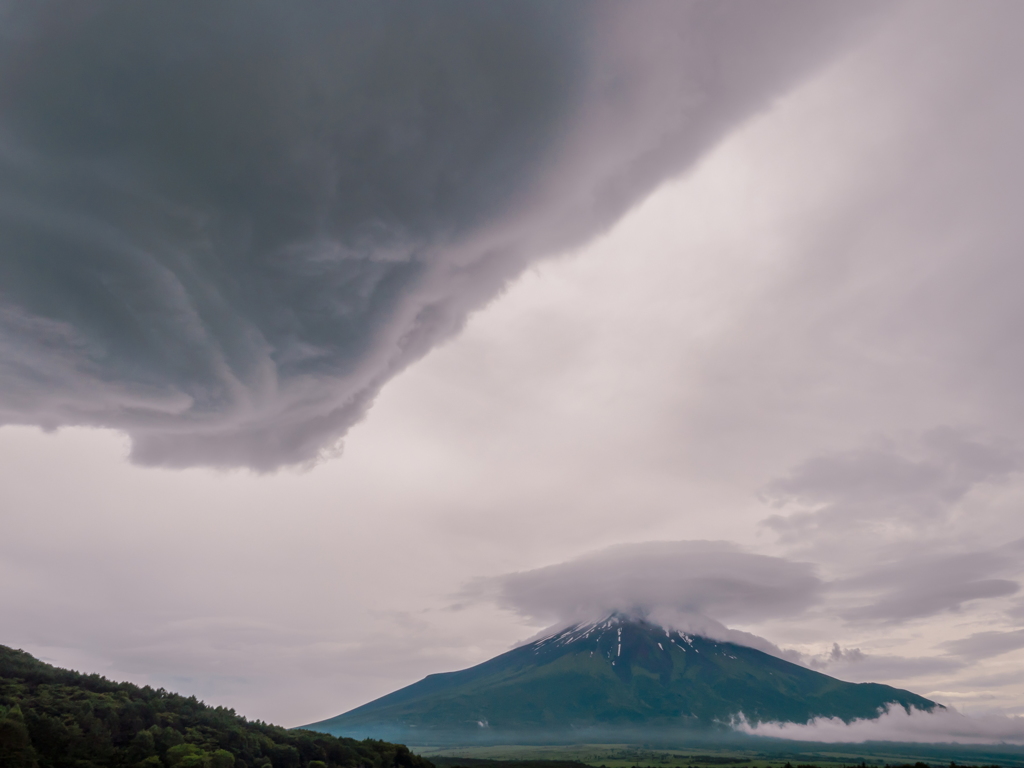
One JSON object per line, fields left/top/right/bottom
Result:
{"left": 303, "top": 616, "right": 938, "bottom": 743}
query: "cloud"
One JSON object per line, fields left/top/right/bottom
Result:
{"left": 735, "top": 703, "right": 1024, "bottom": 745}
{"left": 959, "top": 669, "right": 1024, "bottom": 689}
{"left": 648, "top": 609, "right": 808, "bottom": 663}
{"left": 472, "top": 540, "right": 822, "bottom": 627}
{"left": 0, "top": 1, "right": 884, "bottom": 469}
{"left": 841, "top": 578, "right": 1020, "bottom": 625}
{"left": 6, "top": 0, "right": 1024, "bottom": 730}
{"left": 761, "top": 431, "right": 1024, "bottom": 624}
{"left": 804, "top": 645, "right": 965, "bottom": 682}
{"left": 832, "top": 544, "right": 1023, "bottom": 624}
{"left": 762, "top": 429, "right": 1022, "bottom": 539}
{"left": 1006, "top": 599, "right": 1024, "bottom": 621}
{"left": 941, "top": 629, "right": 1024, "bottom": 661}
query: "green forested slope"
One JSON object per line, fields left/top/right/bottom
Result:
{"left": 0, "top": 644, "right": 431, "bottom": 768}
{"left": 306, "top": 617, "right": 938, "bottom": 742}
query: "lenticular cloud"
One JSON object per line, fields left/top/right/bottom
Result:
{"left": 479, "top": 541, "right": 823, "bottom": 627}
{"left": 0, "top": 1, "right": 882, "bottom": 469}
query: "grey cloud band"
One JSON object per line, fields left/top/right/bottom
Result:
{"left": 474, "top": 538, "right": 1024, "bottom": 635}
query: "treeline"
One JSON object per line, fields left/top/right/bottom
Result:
{"left": 429, "top": 761, "right": 592, "bottom": 768}
{"left": 779, "top": 764, "right": 1004, "bottom": 768}
{"left": 419, "top": 765, "right": 1003, "bottom": 768}
{"left": 0, "top": 645, "right": 433, "bottom": 768}
{"left": 421, "top": 765, "right": 999, "bottom": 768}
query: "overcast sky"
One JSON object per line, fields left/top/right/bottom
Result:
{"left": 3, "top": 0, "right": 1024, "bottom": 744}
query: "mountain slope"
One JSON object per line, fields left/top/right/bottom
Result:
{"left": 305, "top": 616, "right": 938, "bottom": 742}
{"left": 0, "top": 644, "right": 431, "bottom": 768}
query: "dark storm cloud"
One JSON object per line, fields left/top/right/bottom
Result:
{"left": 0, "top": 1, "right": 882, "bottom": 469}
{"left": 474, "top": 540, "right": 823, "bottom": 626}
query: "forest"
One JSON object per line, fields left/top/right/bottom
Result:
{"left": 0, "top": 644, "right": 433, "bottom": 768}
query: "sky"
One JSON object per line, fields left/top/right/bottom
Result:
{"left": 3, "top": 0, "right": 1024, "bottom": 743}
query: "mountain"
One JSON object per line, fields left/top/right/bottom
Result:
{"left": 0, "top": 644, "right": 431, "bottom": 768}
{"left": 304, "top": 616, "right": 938, "bottom": 743}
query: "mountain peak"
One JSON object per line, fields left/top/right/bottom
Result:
{"left": 304, "top": 616, "right": 939, "bottom": 744}
{"left": 525, "top": 614, "right": 737, "bottom": 681}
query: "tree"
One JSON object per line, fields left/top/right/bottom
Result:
{"left": 0, "top": 705, "right": 38, "bottom": 768}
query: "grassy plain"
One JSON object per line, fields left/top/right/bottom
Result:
{"left": 412, "top": 742, "right": 1024, "bottom": 768}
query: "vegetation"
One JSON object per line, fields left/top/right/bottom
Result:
{"left": 0, "top": 644, "right": 433, "bottom": 768}
{"left": 415, "top": 759, "right": 1007, "bottom": 768}
{"left": 429, "top": 760, "right": 591, "bottom": 768}
{"left": 425, "top": 758, "right": 1009, "bottom": 768}
{"left": 415, "top": 745, "right": 1023, "bottom": 768}
{"left": 306, "top": 618, "right": 937, "bottom": 741}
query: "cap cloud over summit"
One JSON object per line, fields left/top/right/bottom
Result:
{"left": 476, "top": 541, "right": 823, "bottom": 628}
{"left": 0, "top": 1, "right": 881, "bottom": 469}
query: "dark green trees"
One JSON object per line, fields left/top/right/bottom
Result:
{"left": 0, "top": 645, "right": 432, "bottom": 768}
{"left": 1, "top": 704, "right": 39, "bottom": 768}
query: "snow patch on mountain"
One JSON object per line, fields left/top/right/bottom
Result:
{"left": 516, "top": 610, "right": 803, "bottom": 665}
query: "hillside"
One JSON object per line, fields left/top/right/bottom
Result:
{"left": 0, "top": 644, "right": 431, "bottom": 768}
{"left": 305, "top": 616, "right": 938, "bottom": 743}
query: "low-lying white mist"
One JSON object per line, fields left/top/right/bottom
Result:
{"left": 734, "top": 703, "right": 1024, "bottom": 745}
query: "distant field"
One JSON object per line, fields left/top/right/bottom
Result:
{"left": 411, "top": 742, "right": 1024, "bottom": 768}
{"left": 418, "top": 745, "right": 791, "bottom": 768}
